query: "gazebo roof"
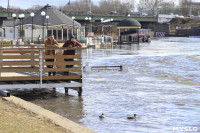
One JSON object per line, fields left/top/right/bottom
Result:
{"left": 117, "top": 18, "right": 141, "bottom": 29}
{"left": 16, "top": 4, "right": 81, "bottom": 29}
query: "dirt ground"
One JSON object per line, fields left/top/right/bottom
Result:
{"left": 0, "top": 97, "right": 72, "bottom": 133}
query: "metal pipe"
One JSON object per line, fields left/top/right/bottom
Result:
{"left": 39, "top": 50, "right": 43, "bottom": 88}
{"left": 22, "top": 18, "right": 24, "bottom": 42}
{"left": 31, "top": 17, "right": 33, "bottom": 43}
{"left": 42, "top": 16, "right": 44, "bottom": 43}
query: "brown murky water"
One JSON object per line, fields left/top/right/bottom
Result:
{"left": 11, "top": 37, "right": 200, "bottom": 133}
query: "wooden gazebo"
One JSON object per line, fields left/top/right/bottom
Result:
{"left": 117, "top": 18, "right": 141, "bottom": 44}
{"left": 16, "top": 4, "right": 81, "bottom": 42}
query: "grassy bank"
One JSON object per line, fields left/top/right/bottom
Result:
{"left": 0, "top": 97, "right": 72, "bottom": 133}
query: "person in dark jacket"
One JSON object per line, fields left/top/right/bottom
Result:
{"left": 62, "top": 35, "right": 82, "bottom": 75}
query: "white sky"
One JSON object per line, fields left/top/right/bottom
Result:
{"left": 1, "top": 0, "right": 200, "bottom": 10}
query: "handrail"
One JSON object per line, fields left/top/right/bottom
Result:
{"left": 0, "top": 47, "right": 83, "bottom": 50}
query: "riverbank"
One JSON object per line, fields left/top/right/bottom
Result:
{"left": 0, "top": 97, "right": 71, "bottom": 133}
{"left": 0, "top": 96, "right": 95, "bottom": 133}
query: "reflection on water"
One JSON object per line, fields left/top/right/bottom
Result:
{"left": 12, "top": 37, "right": 200, "bottom": 133}
{"left": 10, "top": 89, "right": 85, "bottom": 122}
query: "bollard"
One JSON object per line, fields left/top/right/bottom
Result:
{"left": 122, "top": 65, "right": 128, "bottom": 72}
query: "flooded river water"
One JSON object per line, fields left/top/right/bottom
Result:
{"left": 13, "top": 37, "right": 200, "bottom": 132}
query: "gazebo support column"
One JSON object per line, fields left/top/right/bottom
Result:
{"left": 56, "top": 29, "right": 58, "bottom": 40}
{"left": 118, "top": 28, "right": 121, "bottom": 45}
{"left": 76, "top": 29, "right": 78, "bottom": 39}
{"left": 137, "top": 28, "right": 140, "bottom": 44}
{"left": 61, "top": 28, "right": 63, "bottom": 41}
{"left": 67, "top": 29, "right": 69, "bottom": 40}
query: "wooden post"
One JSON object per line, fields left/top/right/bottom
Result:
{"left": 30, "top": 44, "right": 34, "bottom": 67}
{"left": 65, "top": 87, "right": 69, "bottom": 95}
{"left": 78, "top": 87, "right": 82, "bottom": 97}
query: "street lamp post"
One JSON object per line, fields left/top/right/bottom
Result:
{"left": 110, "top": 18, "right": 113, "bottom": 37}
{"left": 101, "top": 18, "right": 104, "bottom": 38}
{"left": 12, "top": 13, "right": 16, "bottom": 40}
{"left": 85, "top": 17, "right": 92, "bottom": 37}
{"left": 72, "top": 16, "right": 75, "bottom": 35}
{"left": 41, "top": 11, "right": 46, "bottom": 43}
{"left": 46, "top": 15, "right": 49, "bottom": 37}
{"left": 85, "top": 17, "right": 88, "bottom": 37}
{"left": 88, "top": 17, "right": 92, "bottom": 32}
{"left": 30, "top": 12, "right": 35, "bottom": 43}
{"left": 19, "top": 14, "right": 25, "bottom": 42}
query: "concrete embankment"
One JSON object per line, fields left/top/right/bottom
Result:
{"left": 2, "top": 96, "right": 95, "bottom": 133}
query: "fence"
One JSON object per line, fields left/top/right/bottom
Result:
{"left": 0, "top": 47, "right": 83, "bottom": 96}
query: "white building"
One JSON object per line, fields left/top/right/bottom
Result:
{"left": 1, "top": 20, "right": 18, "bottom": 40}
{"left": 158, "top": 14, "right": 184, "bottom": 23}
{"left": 158, "top": 14, "right": 176, "bottom": 23}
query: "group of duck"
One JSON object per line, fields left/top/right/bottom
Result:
{"left": 99, "top": 113, "right": 136, "bottom": 120}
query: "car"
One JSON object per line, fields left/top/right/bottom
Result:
{"left": 110, "top": 11, "right": 117, "bottom": 15}
{"left": 84, "top": 11, "right": 92, "bottom": 15}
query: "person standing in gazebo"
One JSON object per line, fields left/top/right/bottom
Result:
{"left": 45, "top": 35, "right": 60, "bottom": 76}
{"left": 37, "top": 35, "right": 42, "bottom": 44}
{"left": 62, "top": 35, "right": 82, "bottom": 75}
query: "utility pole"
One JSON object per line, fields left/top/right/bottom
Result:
{"left": 7, "top": 0, "right": 10, "bottom": 9}
{"left": 189, "top": 0, "right": 192, "bottom": 16}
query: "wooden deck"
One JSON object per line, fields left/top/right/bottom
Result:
{"left": 0, "top": 46, "right": 83, "bottom": 96}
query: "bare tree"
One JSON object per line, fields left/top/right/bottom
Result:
{"left": 58, "top": 0, "right": 134, "bottom": 15}
{"left": 179, "top": 0, "right": 190, "bottom": 16}
{"left": 137, "top": 0, "right": 163, "bottom": 15}
{"left": 159, "top": 0, "right": 177, "bottom": 14}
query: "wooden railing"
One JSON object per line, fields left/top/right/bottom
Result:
{"left": 0, "top": 47, "right": 82, "bottom": 88}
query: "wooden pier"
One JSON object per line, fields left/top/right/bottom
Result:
{"left": 0, "top": 46, "right": 83, "bottom": 96}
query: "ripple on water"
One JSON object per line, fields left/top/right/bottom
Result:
{"left": 12, "top": 37, "right": 200, "bottom": 133}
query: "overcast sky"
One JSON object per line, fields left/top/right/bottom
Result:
{"left": 1, "top": 0, "right": 200, "bottom": 10}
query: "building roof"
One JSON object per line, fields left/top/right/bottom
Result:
{"left": 117, "top": 18, "right": 141, "bottom": 29}
{"left": 2, "top": 20, "right": 18, "bottom": 27}
{"left": 16, "top": 4, "right": 81, "bottom": 28}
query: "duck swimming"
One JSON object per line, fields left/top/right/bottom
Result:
{"left": 99, "top": 113, "right": 105, "bottom": 119}
{"left": 127, "top": 114, "right": 136, "bottom": 120}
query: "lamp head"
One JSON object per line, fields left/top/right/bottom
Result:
{"left": 12, "top": 13, "right": 16, "bottom": 18}
{"left": 46, "top": 15, "right": 49, "bottom": 19}
{"left": 30, "top": 12, "right": 35, "bottom": 17}
{"left": 21, "top": 14, "right": 25, "bottom": 18}
{"left": 41, "top": 11, "right": 46, "bottom": 16}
